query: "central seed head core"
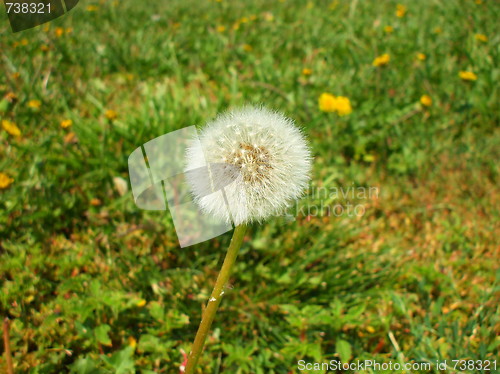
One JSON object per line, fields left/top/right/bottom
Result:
{"left": 224, "top": 142, "right": 271, "bottom": 183}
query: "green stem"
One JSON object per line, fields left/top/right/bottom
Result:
{"left": 3, "top": 318, "right": 14, "bottom": 374}
{"left": 184, "top": 224, "right": 248, "bottom": 374}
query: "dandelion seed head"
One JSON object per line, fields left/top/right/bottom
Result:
{"left": 186, "top": 106, "right": 312, "bottom": 225}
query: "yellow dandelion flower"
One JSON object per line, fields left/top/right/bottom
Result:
{"left": 240, "top": 17, "right": 249, "bottom": 24}
{"left": 216, "top": 25, "right": 226, "bottom": 33}
{"left": 2, "top": 120, "right": 21, "bottom": 137}
{"left": 420, "top": 95, "right": 432, "bottom": 107}
{"left": 396, "top": 4, "right": 407, "bottom": 18}
{"left": 372, "top": 53, "right": 390, "bottom": 67}
{"left": 60, "top": 119, "right": 73, "bottom": 129}
{"left": 319, "top": 93, "right": 352, "bottom": 116}
{"left": 136, "top": 299, "right": 147, "bottom": 307}
{"left": 0, "top": 172, "right": 14, "bottom": 189}
{"left": 474, "top": 34, "right": 487, "bottom": 42}
{"left": 319, "top": 93, "right": 337, "bottom": 113}
{"left": 28, "top": 100, "right": 41, "bottom": 110}
{"left": 334, "top": 96, "right": 353, "bottom": 116}
{"left": 128, "top": 336, "right": 137, "bottom": 349}
{"left": 459, "top": 71, "right": 477, "bottom": 81}
{"left": 249, "top": 15, "right": 257, "bottom": 21}
{"left": 55, "top": 27, "right": 64, "bottom": 37}
{"left": 232, "top": 22, "right": 240, "bottom": 31}
{"left": 416, "top": 53, "right": 426, "bottom": 61}
{"left": 105, "top": 109, "right": 118, "bottom": 120}
{"left": 11, "top": 72, "right": 21, "bottom": 80}
{"left": 433, "top": 27, "right": 442, "bottom": 34}
{"left": 302, "top": 68, "right": 313, "bottom": 76}
{"left": 384, "top": 25, "right": 394, "bottom": 33}
{"left": 86, "top": 5, "right": 98, "bottom": 11}
{"left": 242, "top": 44, "right": 253, "bottom": 52}
{"left": 475, "top": 0, "right": 482, "bottom": 4}
{"left": 13, "top": 39, "right": 28, "bottom": 48}
{"left": 40, "top": 45, "right": 50, "bottom": 52}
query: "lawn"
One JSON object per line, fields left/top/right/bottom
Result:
{"left": 0, "top": 0, "right": 499, "bottom": 373}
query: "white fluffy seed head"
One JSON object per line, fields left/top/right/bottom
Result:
{"left": 185, "top": 106, "right": 312, "bottom": 225}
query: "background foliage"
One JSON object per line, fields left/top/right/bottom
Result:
{"left": 0, "top": 0, "right": 499, "bottom": 373}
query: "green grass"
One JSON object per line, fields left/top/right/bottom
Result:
{"left": 1, "top": 0, "right": 499, "bottom": 373}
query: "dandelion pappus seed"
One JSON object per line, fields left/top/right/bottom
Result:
{"left": 186, "top": 106, "right": 312, "bottom": 225}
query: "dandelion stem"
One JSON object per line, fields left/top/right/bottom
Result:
{"left": 184, "top": 224, "right": 247, "bottom": 374}
{"left": 3, "top": 318, "right": 14, "bottom": 374}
